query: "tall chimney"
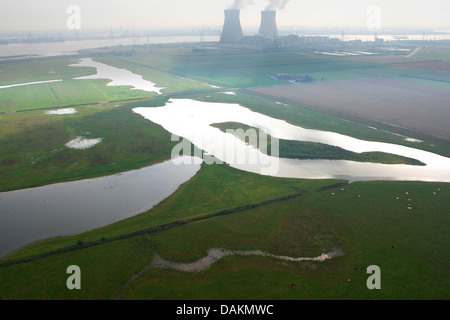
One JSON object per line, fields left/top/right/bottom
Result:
{"left": 259, "top": 11, "right": 278, "bottom": 41}
{"left": 220, "top": 10, "right": 243, "bottom": 43}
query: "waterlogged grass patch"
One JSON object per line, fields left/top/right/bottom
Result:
{"left": 65, "top": 136, "right": 102, "bottom": 150}
{"left": 45, "top": 108, "right": 78, "bottom": 115}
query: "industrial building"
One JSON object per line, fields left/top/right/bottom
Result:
{"left": 258, "top": 11, "right": 278, "bottom": 41}
{"left": 220, "top": 10, "right": 243, "bottom": 43}
{"left": 219, "top": 9, "right": 339, "bottom": 49}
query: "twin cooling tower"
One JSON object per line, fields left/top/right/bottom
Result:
{"left": 220, "top": 10, "right": 278, "bottom": 43}
{"left": 258, "top": 11, "right": 278, "bottom": 40}
{"left": 220, "top": 10, "right": 244, "bottom": 43}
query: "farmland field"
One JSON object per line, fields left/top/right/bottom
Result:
{"left": 388, "top": 60, "right": 450, "bottom": 71}
{"left": 251, "top": 78, "right": 450, "bottom": 142}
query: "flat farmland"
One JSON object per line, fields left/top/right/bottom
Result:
{"left": 251, "top": 78, "right": 450, "bottom": 141}
{"left": 338, "top": 55, "right": 422, "bottom": 64}
{"left": 388, "top": 60, "right": 450, "bottom": 71}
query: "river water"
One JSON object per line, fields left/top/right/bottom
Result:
{"left": 133, "top": 99, "right": 450, "bottom": 183}
{"left": 0, "top": 36, "right": 220, "bottom": 58}
{"left": 71, "top": 58, "right": 164, "bottom": 94}
{"left": 0, "top": 157, "right": 201, "bottom": 259}
{"left": 2, "top": 34, "right": 449, "bottom": 59}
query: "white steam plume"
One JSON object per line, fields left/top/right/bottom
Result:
{"left": 229, "top": 0, "right": 256, "bottom": 10}
{"left": 265, "top": 0, "right": 291, "bottom": 11}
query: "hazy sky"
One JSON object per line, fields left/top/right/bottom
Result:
{"left": 0, "top": 0, "right": 449, "bottom": 33}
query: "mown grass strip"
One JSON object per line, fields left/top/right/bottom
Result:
{"left": 0, "top": 97, "right": 153, "bottom": 115}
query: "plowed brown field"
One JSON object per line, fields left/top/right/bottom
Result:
{"left": 251, "top": 78, "right": 450, "bottom": 140}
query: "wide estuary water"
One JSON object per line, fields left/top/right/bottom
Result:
{"left": 0, "top": 36, "right": 221, "bottom": 58}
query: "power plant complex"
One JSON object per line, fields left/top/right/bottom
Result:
{"left": 219, "top": 9, "right": 341, "bottom": 49}
{"left": 220, "top": 10, "right": 244, "bottom": 43}
{"left": 221, "top": 9, "right": 279, "bottom": 43}
{"left": 258, "top": 11, "right": 278, "bottom": 41}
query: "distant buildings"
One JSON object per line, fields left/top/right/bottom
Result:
{"left": 219, "top": 9, "right": 341, "bottom": 50}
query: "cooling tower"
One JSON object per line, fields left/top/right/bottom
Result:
{"left": 220, "top": 10, "right": 244, "bottom": 43}
{"left": 259, "top": 11, "right": 278, "bottom": 40}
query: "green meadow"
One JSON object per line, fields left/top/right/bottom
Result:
{"left": 0, "top": 44, "right": 449, "bottom": 300}
{"left": 0, "top": 99, "right": 176, "bottom": 192}
{"left": 412, "top": 45, "right": 450, "bottom": 60}
{"left": 0, "top": 56, "right": 155, "bottom": 113}
{"left": 0, "top": 162, "right": 448, "bottom": 299}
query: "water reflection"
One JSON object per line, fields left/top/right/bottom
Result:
{"left": 71, "top": 58, "right": 164, "bottom": 94}
{"left": 134, "top": 99, "right": 450, "bottom": 183}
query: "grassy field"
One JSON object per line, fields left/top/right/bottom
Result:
{"left": 163, "top": 48, "right": 420, "bottom": 88}
{"left": 0, "top": 78, "right": 156, "bottom": 113}
{"left": 125, "top": 178, "right": 449, "bottom": 300}
{"left": 2, "top": 162, "right": 329, "bottom": 261}
{"left": 84, "top": 46, "right": 449, "bottom": 88}
{"left": 0, "top": 55, "right": 157, "bottom": 113}
{"left": 0, "top": 98, "right": 176, "bottom": 192}
{"left": 0, "top": 57, "right": 92, "bottom": 86}
{"left": 412, "top": 45, "right": 450, "bottom": 60}
{"left": 0, "top": 162, "right": 448, "bottom": 299}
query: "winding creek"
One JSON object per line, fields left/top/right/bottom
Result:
{"left": 151, "top": 248, "right": 345, "bottom": 273}
{"left": 116, "top": 248, "right": 345, "bottom": 299}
